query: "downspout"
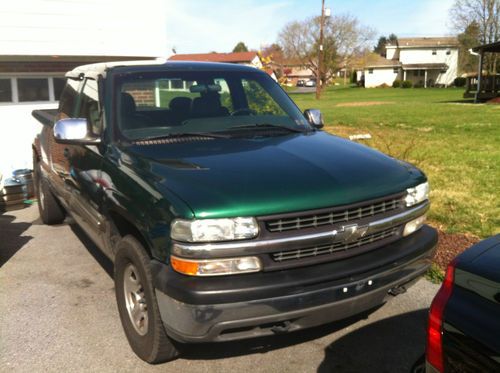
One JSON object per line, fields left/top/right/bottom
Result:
{"left": 475, "top": 50, "right": 484, "bottom": 103}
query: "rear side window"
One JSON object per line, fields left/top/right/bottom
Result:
{"left": 58, "top": 79, "right": 81, "bottom": 119}
{"left": 78, "top": 79, "right": 101, "bottom": 134}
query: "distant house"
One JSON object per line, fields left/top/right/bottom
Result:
{"left": 364, "top": 37, "right": 459, "bottom": 88}
{"left": 169, "top": 52, "right": 263, "bottom": 69}
{"left": 281, "top": 61, "right": 315, "bottom": 85}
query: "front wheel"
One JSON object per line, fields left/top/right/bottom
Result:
{"left": 114, "top": 235, "right": 179, "bottom": 363}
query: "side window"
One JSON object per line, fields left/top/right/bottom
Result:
{"left": 78, "top": 79, "right": 101, "bottom": 134}
{"left": 58, "top": 78, "right": 80, "bottom": 120}
{"left": 241, "top": 79, "right": 285, "bottom": 115}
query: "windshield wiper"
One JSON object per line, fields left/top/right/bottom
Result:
{"left": 232, "top": 123, "right": 305, "bottom": 133}
{"left": 138, "top": 132, "right": 232, "bottom": 141}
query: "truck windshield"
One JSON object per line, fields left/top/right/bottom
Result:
{"left": 114, "top": 70, "right": 311, "bottom": 140}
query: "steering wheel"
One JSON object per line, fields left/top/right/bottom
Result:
{"left": 231, "top": 108, "right": 257, "bottom": 116}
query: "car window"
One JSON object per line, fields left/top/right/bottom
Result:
{"left": 241, "top": 79, "right": 285, "bottom": 115}
{"left": 115, "top": 70, "right": 309, "bottom": 140}
{"left": 57, "top": 78, "right": 81, "bottom": 120}
{"left": 78, "top": 79, "right": 101, "bottom": 135}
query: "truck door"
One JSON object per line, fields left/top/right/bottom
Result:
{"left": 63, "top": 78, "right": 107, "bottom": 250}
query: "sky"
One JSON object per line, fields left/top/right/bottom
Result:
{"left": 165, "top": 0, "right": 456, "bottom": 54}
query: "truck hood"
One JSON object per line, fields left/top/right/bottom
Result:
{"left": 121, "top": 132, "right": 426, "bottom": 218}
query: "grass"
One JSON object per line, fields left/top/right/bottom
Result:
{"left": 290, "top": 86, "right": 500, "bottom": 238}
{"left": 425, "top": 264, "right": 446, "bottom": 284}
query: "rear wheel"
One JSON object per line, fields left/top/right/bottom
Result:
{"left": 34, "top": 163, "right": 65, "bottom": 225}
{"left": 114, "top": 235, "right": 179, "bottom": 363}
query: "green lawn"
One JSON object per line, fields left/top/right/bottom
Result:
{"left": 290, "top": 87, "right": 500, "bottom": 238}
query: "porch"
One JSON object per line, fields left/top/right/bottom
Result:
{"left": 463, "top": 41, "right": 500, "bottom": 102}
{"left": 402, "top": 64, "right": 448, "bottom": 88}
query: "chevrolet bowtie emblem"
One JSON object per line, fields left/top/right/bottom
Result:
{"left": 334, "top": 224, "right": 369, "bottom": 243}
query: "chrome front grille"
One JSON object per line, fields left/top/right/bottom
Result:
{"left": 271, "top": 227, "right": 399, "bottom": 262}
{"left": 265, "top": 197, "right": 402, "bottom": 233}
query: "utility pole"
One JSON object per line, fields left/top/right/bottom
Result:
{"left": 316, "top": 0, "right": 325, "bottom": 99}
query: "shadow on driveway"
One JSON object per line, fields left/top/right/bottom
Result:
{"left": 318, "top": 309, "right": 428, "bottom": 373}
{"left": 0, "top": 213, "right": 33, "bottom": 267}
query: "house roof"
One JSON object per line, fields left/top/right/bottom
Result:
{"left": 388, "top": 37, "right": 459, "bottom": 48}
{"left": 365, "top": 55, "right": 401, "bottom": 68}
{"left": 168, "top": 52, "right": 259, "bottom": 63}
{"left": 402, "top": 63, "right": 448, "bottom": 70}
{"left": 472, "top": 40, "right": 500, "bottom": 53}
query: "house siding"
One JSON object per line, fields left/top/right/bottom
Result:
{"left": 364, "top": 68, "right": 400, "bottom": 88}
{"left": 0, "top": 0, "right": 168, "bottom": 176}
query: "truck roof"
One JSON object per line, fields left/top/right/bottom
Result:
{"left": 66, "top": 59, "right": 262, "bottom": 79}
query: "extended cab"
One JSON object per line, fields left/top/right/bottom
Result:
{"left": 32, "top": 60, "right": 437, "bottom": 363}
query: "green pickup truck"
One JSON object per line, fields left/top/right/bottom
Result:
{"left": 32, "top": 60, "right": 437, "bottom": 363}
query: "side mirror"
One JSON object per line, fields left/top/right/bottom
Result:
{"left": 53, "top": 118, "right": 100, "bottom": 145}
{"left": 304, "top": 109, "right": 324, "bottom": 129}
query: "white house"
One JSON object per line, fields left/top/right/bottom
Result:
{"left": 364, "top": 37, "right": 459, "bottom": 88}
{"left": 0, "top": 0, "right": 168, "bottom": 177}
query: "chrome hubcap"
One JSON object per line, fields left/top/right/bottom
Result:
{"left": 123, "top": 264, "right": 148, "bottom": 336}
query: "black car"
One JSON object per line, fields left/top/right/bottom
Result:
{"left": 423, "top": 235, "right": 500, "bottom": 372}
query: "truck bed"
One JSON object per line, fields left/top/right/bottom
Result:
{"left": 32, "top": 109, "right": 58, "bottom": 126}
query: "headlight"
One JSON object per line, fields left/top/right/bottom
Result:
{"left": 405, "top": 182, "right": 429, "bottom": 207}
{"left": 170, "top": 255, "right": 262, "bottom": 276}
{"left": 171, "top": 217, "right": 259, "bottom": 242}
{"left": 403, "top": 215, "right": 426, "bottom": 237}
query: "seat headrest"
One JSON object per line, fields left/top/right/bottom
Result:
{"left": 121, "top": 92, "right": 136, "bottom": 115}
{"left": 169, "top": 97, "right": 192, "bottom": 113}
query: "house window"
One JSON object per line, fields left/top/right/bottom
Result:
{"left": 420, "top": 70, "right": 425, "bottom": 77}
{"left": 393, "top": 68, "right": 399, "bottom": 73}
{"left": 413, "top": 70, "right": 419, "bottom": 77}
{"left": 17, "top": 78, "right": 49, "bottom": 102}
{"left": 368, "top": 68, "right": 374, "bottom": 74}
{"left": 0, "top": 79, "right": 12, "bottom": 102}
{"left": 432, "top": 50, "right": 437, "bottom": 55}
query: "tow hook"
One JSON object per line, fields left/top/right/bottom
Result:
{"left": 271, "top": 321, "right": 292, "bottom": 334}
{"left": 388, "top": 285, "right": 407, "bottom": 296}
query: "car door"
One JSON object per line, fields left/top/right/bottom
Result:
{"left": 63, "top": 77, "right": 107, "bottom": 250}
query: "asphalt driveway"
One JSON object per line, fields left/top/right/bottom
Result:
{"left": 0, "top": 205, "right": 439, "bottom": 372}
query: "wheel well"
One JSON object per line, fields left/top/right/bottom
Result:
{"left": 109, "top": 211, "right": 152, "bottom": 257}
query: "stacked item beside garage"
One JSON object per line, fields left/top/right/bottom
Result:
{"left": 0, "top": 169, "right": 35, "bottom": 213}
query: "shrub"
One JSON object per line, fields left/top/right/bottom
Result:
{"left": 392, "top": 80, "right": 401, "bottom": 88}
{"left": 414, "top": 81, "right": 424, "bottom": 88}
{"left": 377, "top": 83, "right": 390, "bottom": 88}
{"left": 454, "top": 77, "right": 466, "bottom": 87}
{"left": 401, "top": 80, "right": 413, "bottom": 88}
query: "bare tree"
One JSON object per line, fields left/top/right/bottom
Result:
{"left": 450, "top": 0, "right": 500, "bottom": 72}
{"left": 278, "top": 14, "right": 375, "bottom": 85}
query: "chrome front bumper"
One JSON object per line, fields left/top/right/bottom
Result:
{"left": 154, "top": 225, "right": 437, "bottom": 343}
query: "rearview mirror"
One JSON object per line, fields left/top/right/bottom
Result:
{"left": 304, "top": 109, "right": 324, "bottom": 129}
{"left": 53, "top": 118, "right": 101, "bottom": 145}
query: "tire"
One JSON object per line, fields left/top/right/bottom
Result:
{"left": 114, "top": 235, "right": 180, "bottom": 363}
{"left": 34, "top": 164, "right": 65, "bottom": 225}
